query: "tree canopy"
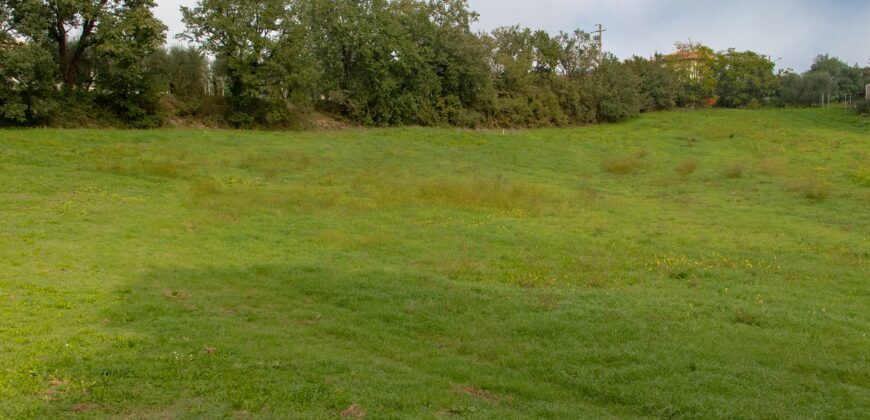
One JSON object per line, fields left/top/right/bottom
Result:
{"left": 0, "top": 0, "right": 859, "bottom": 127}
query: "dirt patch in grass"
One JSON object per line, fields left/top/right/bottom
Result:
{"left": 42, "top": 377, "right": 68, "bottom": 401}
{"left": 340, "top": 404, "right": 365, "bottom": 418}
{"left": 72, "top": 403, "right": 96, "bottom": 413}
{"left": 461, "top": 386, "right": 499, "bottom": 401}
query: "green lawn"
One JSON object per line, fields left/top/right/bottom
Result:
{"left": 1, "top": 108, "right": 868, "bottom": 418}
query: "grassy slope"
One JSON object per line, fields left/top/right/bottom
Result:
{"left": 0, "top": 108, "right": 868, "bottom": 418}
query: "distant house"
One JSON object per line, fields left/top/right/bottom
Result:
{"left": 666, "top": 50, "right": 704, "bottom": 80}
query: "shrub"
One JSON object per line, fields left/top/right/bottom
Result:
{"left": 675, "top": 160, "right": 698, "bottom": 175}
{"left": 856, "top": 99, "right": 870, "bottom": 115}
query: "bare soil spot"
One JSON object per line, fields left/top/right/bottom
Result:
{"left": 72, "top": 403, "right": 95, "bottom": 412}
{"left": 42, "top": 377, "right": 68, "bottom": 401}
{"left": 461, "top": 386, "right": 498, "bottom": 401}
{"left": 340, "top": 404, "right": 366, "bottom": 418}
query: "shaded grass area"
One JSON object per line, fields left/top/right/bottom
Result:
{"left": 0, "top": 108, "right": 868, "bottom": 418}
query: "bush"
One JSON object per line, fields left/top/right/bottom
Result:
{"left": 856, "top": 99, "right": 870, "bottom": 115}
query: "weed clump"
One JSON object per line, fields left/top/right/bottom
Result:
{"left": 675, "top": 160, "right": 698, "bottom": 175}
{"left": 722, "top": 164, "right": 745, "bottom": 178}
{"left": 789, "top": 178, "right": 832, "bottom": 201}
{"left": 602, "top": 151, "right": 647, "bottom": 175}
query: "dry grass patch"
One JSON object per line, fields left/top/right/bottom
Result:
{"left": 91, "top": 144, "right": 190, "bottom": 179}
{"left": 602, "top": 158, "right": 643, "bottom": 175}
{"left": 722, "top": 163, "right": 745, "bottom": 179}
{"left": 238, "top": 150, "right": 312, "bottom": 178}
{"left": 675, "top": 160, "right": 698, "bottom": 175}
{"left": 186, "top": 178, "right": 354, "bottom": 220}
{"left": 415, "top": 178, "right": 568, "bottom": 215}
{"left": 758, "top": 158, "right": 787, "bottom": 176}
{"left": 95, "top": 158, "right": 188, "bottom": 179}
{"left": 789, "top": 178, "right": 833, "bottom": 201}
{"left": 602, "top": 150, "right": 648, "bottom": 175}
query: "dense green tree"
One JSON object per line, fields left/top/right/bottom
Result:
{"left": 625, "top": 54, "right": 683, "bottom": 111}
{"left": 714, "top": 49, "right": 776, "bottom": 108}
{"left": 91, "top": 0, "right": 166, "bottom": 126}
{"left": 489, "top": 26, "right": 565, "bottom": 126}
{"left": 556, "top": 29, "right": 598, "bottom": 78}
{"left": 146, "top": 46, "right": 208, "bottom": 116}
{"left": 426, "top": 0, "right": 493, "bottom": 126}
{"left": 0, "top": 2, "right": 11, "bottom": 43}
{"left": 810, "top": 54, "right": 863, "bottom": 96}
{"left": 181, "top": 0, "right": 317, "bottom": 126}
{"left": 778, "top": 69, "right": 837, "bottom": 106}
{"left": 0, "top": 42, "right": 59, "bottom": 123}
{"left": 299, "top": 0, "right": 491, "bottom": 126}
{"left": 591, "top": 55, "right": 642, "bottom": 122}
{"left": 1, "top": 0, "right": 166, "bottom": 125}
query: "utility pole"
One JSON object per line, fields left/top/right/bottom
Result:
{"left": 593, "top": 24, "right": 606, "bottom": 63}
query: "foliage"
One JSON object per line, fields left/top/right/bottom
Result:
{"left": 146, "top": 46, "right": 208, "bottom": 116}
{"left": 625, "top": 54, "right": 684, "bottom": 111}
{"left": 810, "top": 54, "right": 864, "bottom": 95}
{"left": 0, "top": 0, "right": 166, "bottom": 126}
{"left": 0, "top": 42, "right": 58, "bottom": 123}
{"left": 664, "top": 41, "right": 717, "bottom": 107}
{"left": 181, "top": 0, "right": 315, "bottom": 126}
{"left": 714, "top": 49, "right": 776, "bottom": 108}
{"left": 0, "top": 0, "right": 865, "bottom": 127}
{"left": 91, "top": 0, "right": 167, "bottom": 127}
{"left": 590, "top": 55, "right": 642, "bottom": 121}
{"left": 778, "top": 70, "right": 838, "bottom": 106}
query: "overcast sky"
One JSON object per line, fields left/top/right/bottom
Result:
{"left": 155, "top": 0, "right": 870, "bottom": 71}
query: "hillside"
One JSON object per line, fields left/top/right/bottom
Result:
{"left": 1, "top": 108, "right": 868, "bottom": 418}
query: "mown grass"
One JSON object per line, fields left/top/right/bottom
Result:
{"left": 0, "top": 108, "right": 868, "bottom": 418}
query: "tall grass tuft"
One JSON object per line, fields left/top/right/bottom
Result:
{"left": 789, "top": 178, "right": 832, "bottom": 201}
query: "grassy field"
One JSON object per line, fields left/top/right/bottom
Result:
{"left": 1, "top": 108, "right": 868, "bottom": 418}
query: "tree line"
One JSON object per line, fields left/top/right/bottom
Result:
{"left": 2, "top": 0, "right": 868, "bottom": 128}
